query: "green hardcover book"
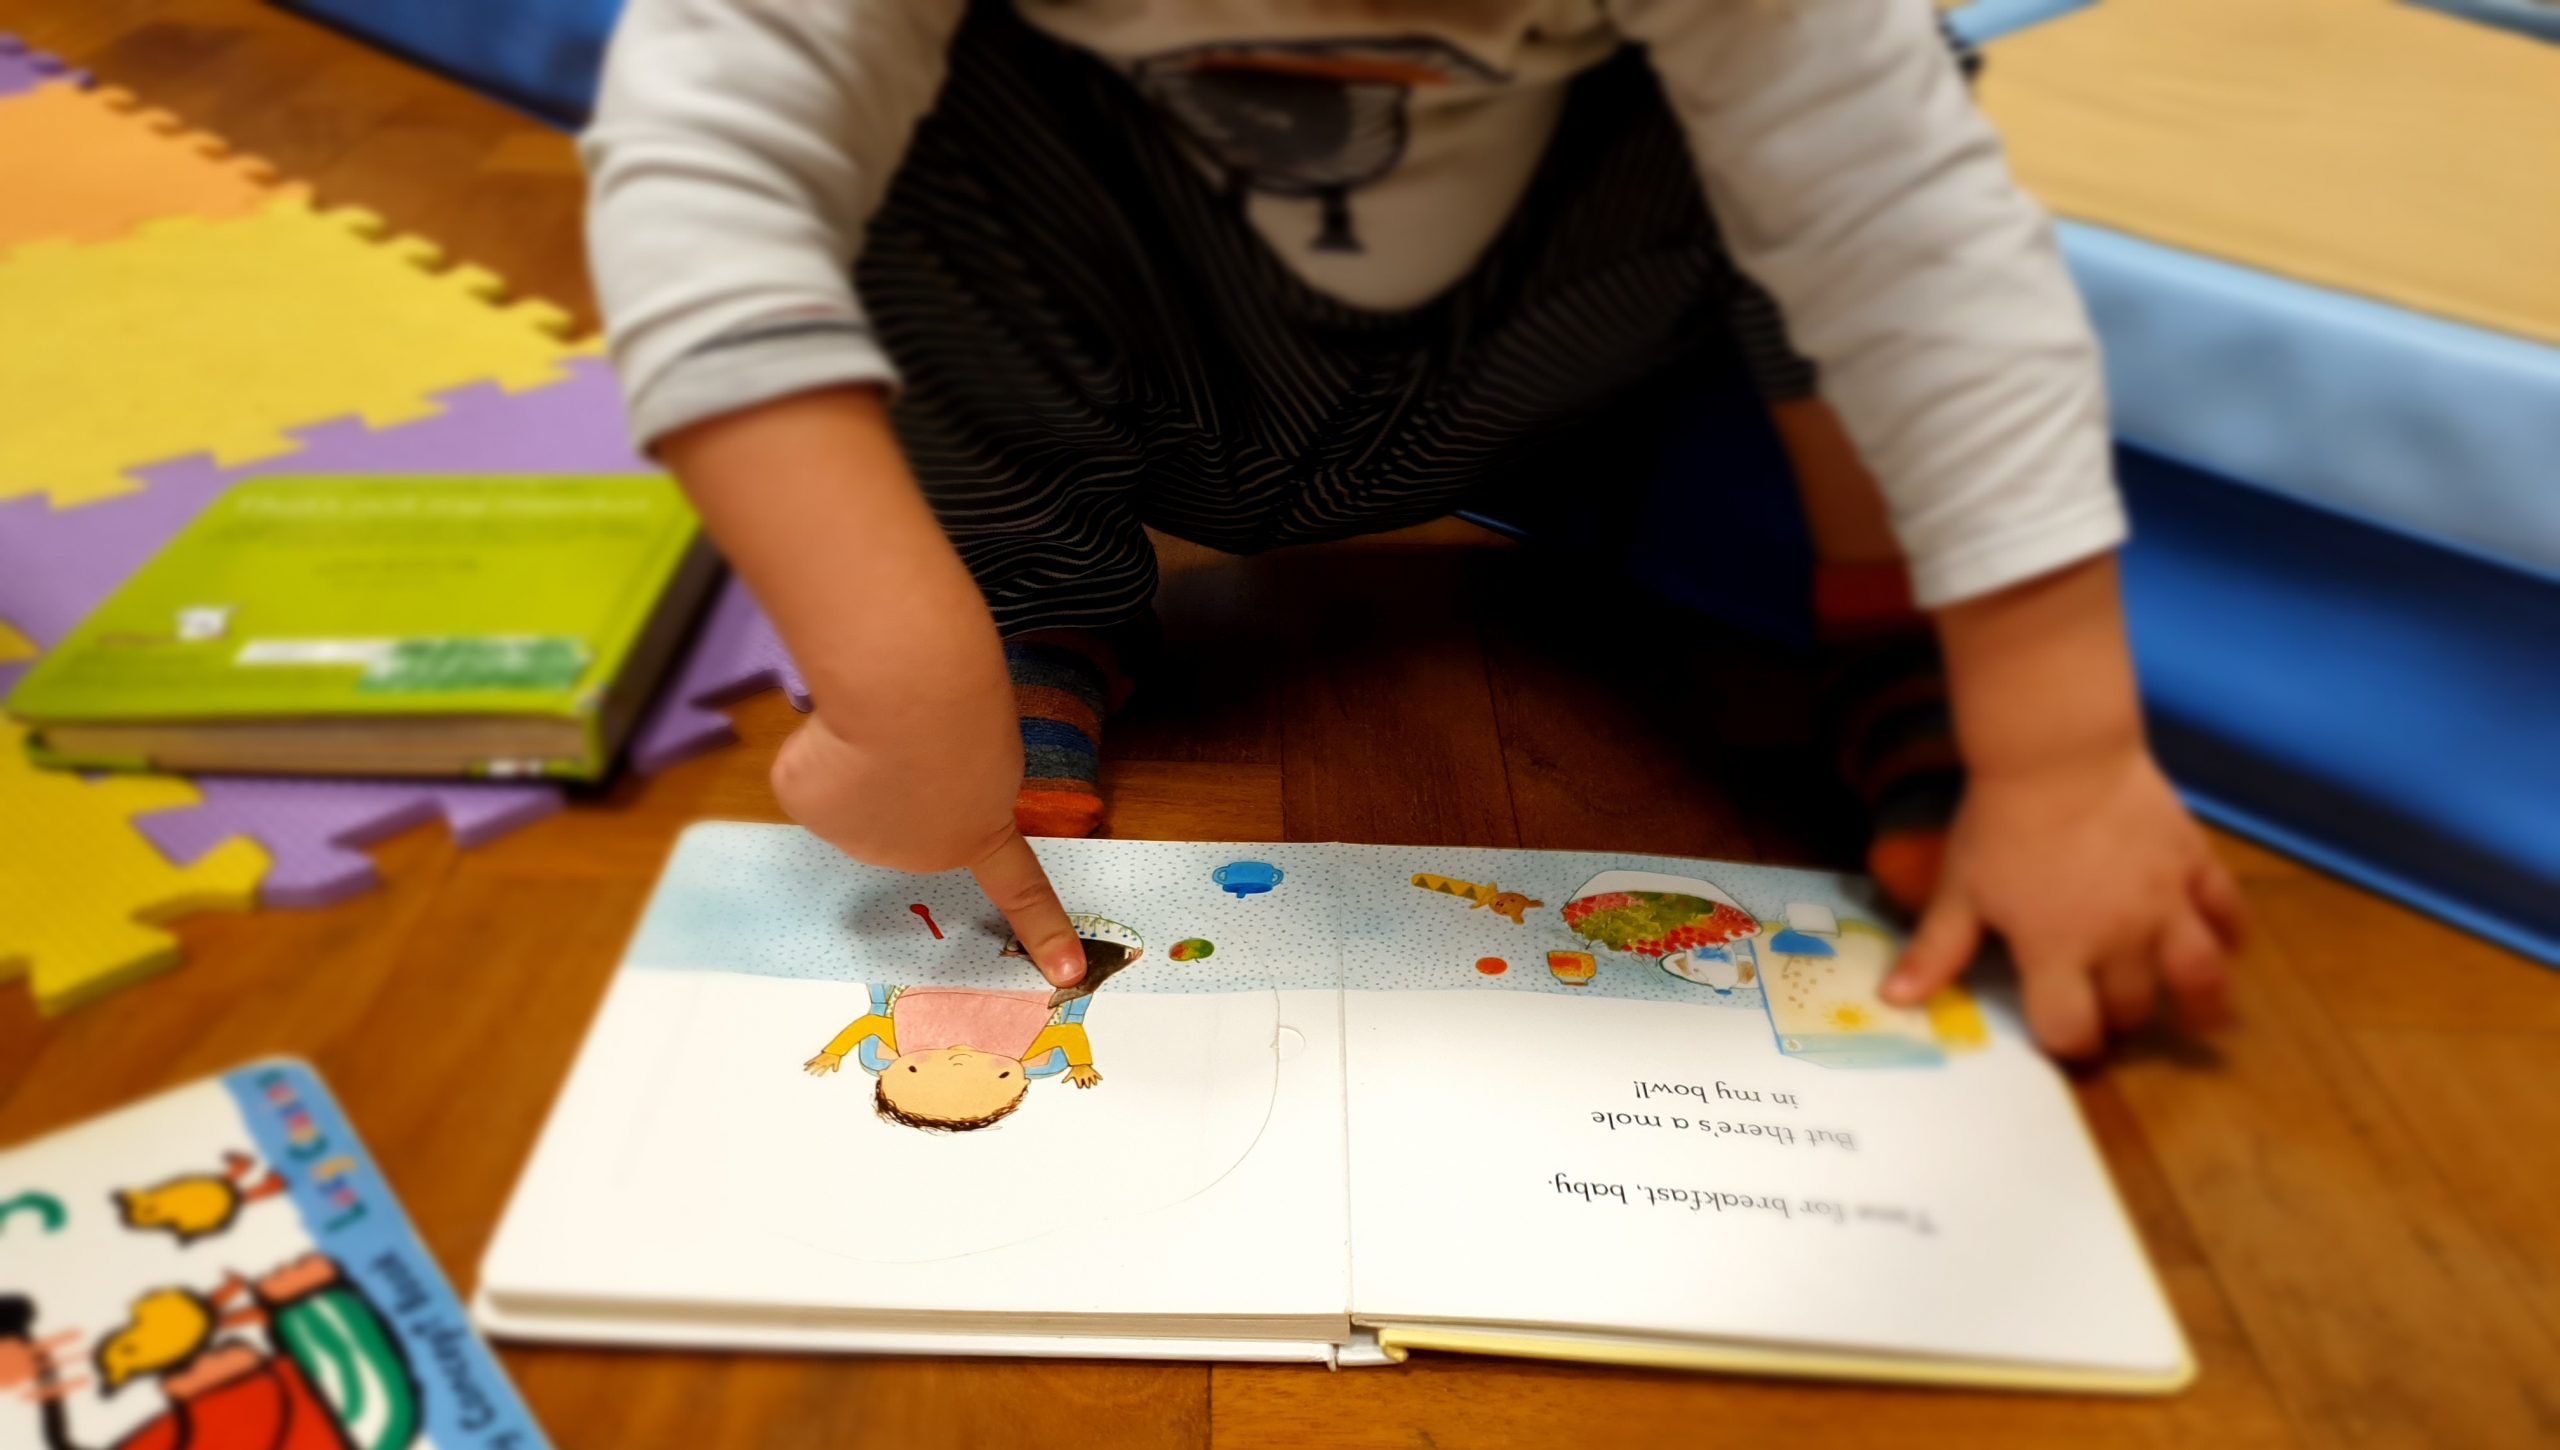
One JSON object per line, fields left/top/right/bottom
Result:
{"left": 7, "top": 475, "right": 720, "bottom": 780}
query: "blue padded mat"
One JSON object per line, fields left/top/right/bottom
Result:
{"left": 2120, "top": 447, "right": 2560, "bottom": 964}
{"left": 2062, "top": 222, "right": 2560, "bottom": 582}
{"left": 1484, "top": 413, "right": 2560, "bottom": 965}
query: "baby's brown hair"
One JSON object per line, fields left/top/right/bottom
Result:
{"left": 873, "top": 1075, "right": 1026, "bottom": 1133}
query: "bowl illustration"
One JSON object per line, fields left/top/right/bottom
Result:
{"left": 1562, "top": 869, "right": 1760, "bottom": 990}
{"left": 1211, "top": 861, "right": 1285, "bottom": 898}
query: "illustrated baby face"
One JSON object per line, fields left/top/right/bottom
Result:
{"left": 875, "top": 1046, "right": 1031, "bottom": 1132}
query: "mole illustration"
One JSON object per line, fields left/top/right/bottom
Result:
{"left": 1211, "top": 861, "right": 1285, "bottom": 898}
{"left": 1410, "top": 873, "right": 1542, "bottom": 926}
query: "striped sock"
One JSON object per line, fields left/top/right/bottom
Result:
{"left": 1817, "top": 563, "right": 1961, "bottom": 912}
{"left": 1005, "top": 630, "right": 1131, "bottom": 839}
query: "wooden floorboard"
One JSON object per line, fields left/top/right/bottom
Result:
{"left": 4, "top": 3, "right": 2556, "bottom": 1445}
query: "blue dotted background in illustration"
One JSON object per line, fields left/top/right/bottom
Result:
{"left": 627, "top": 825, "right": 1898, "bottom": 1012}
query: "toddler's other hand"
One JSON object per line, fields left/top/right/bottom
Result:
{"left": 1882, "top": 743, "right": 2244, "bottom": 1058}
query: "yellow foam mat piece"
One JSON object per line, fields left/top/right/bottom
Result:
{"left": 0, "top": 723, "right": 268, "bottom": 1016}
{"left": 0, "top": 622, "right": 32, "bottom": 663}
{"left": 0, "top": 195, "right": 588, "bottom": 509}
{"left": 1981, "top": 0, "right": 2560, "bottom": 345}
{"left": 0, "top": 82, "right": 292, "bottom": 253}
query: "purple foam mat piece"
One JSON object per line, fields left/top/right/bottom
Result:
{"left": 0, "top": 466, "right": 233, "bottom": 697}
{"left": 4, "top": 357, "right": 808, "bottom": 906}
{"left": 138, "top": 777, "right": 566, "bottom": 908}
{"left": 626, "top": 568, "right": 811, "bottom": 774}
{"left": 0, "top": 32, "right": 87, "bottom": 96}
{"left": 0, "top": 360, "right": 656, "bottom": 668}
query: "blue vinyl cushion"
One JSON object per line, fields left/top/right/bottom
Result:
{"left": 2062, "top": 223, "right": 2560, "bottom": 582}
{"left": 2120, "top": 448, "right": 2560, "bottom": 964}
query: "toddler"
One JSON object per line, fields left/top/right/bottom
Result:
{"left": 586, "top": 0, "right": 2244, "bottom": 1057}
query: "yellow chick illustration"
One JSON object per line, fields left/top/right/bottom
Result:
{"left": 114, "top": 1151, "right": 286, "bottom": 1245}
{"left": 94, "top": 1288, "right": 214, "bottom": 1393}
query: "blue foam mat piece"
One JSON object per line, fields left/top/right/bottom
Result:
{"left": 317, "top": 0, "right": 2116, "bottom": 130}
{"left": 2120, "top": 447, "right": 2560, "bottom": 965}
{"left": 2062, "top": 222, "right": 2560, "bottom": 581}
{"left": 277, "top": 0, "right": 619, "bottom": 126}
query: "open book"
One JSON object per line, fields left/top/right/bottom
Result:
{"left": 479, "top": 824, "right": 2189, "bottom": 1392}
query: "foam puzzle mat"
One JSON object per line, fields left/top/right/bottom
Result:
{"left": 0, "top": 55, "right": 805, "bottom": 1005}
{"left": 2, "top": 359, "right": 810, "bottom": 910}
{"left": 0, "top": 82, "right": 289, "bottom": 252}
{"left": 0, "top": 721, "right": 267, "bottom": 1017}
{"left": 140, "top": 778, "right": 565, "bottom": 910}
{"left": 0, "top": 195, "right": 582, "bottom": 509}
{"left": 0, "top": 32, "right": 84, "bottom": 96}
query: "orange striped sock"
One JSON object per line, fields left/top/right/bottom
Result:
{"left": 1006, "top": 630, "right": 1128, "bottom": 839}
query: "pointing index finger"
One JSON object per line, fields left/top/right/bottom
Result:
{"left": 972, "top": 829, "right": 1085, "bottom": 986}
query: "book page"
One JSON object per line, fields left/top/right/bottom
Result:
{"left": 1335, "top": 845, "right": 2187, "bottom": 1378}
{"left": 484, "top": 826, "right": 1352, "bottom": 1338}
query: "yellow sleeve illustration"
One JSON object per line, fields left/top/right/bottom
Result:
{"left": 823, "top": 1014, "right": 895, "bottom": 1059}
{"left": 1024, "top": 1022, "right": 1094, "bottom": 1068}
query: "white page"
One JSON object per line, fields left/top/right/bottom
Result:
{"left": 471, "top": 1287, "right": 1338, "bottom": 1363}
{"left": 483, "top": 827, "right": 1350, "bottom": 1338}
{"left": 1335, "top": 845, "right": 2185, "bottom": 1377}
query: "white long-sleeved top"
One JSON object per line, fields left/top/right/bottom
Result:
{"left": 584, "top": 0, "right": 2122, "bottom": 607}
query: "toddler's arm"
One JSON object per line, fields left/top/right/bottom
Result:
{"left": 1621, "top": 0, "right": 2118, "bottom": 609}
{"left": 586, "top": 0, "right": 959, "bottom": 445}
{"left": 1620, "top": 0, "right": 2241, "bottom": 1053}
{"left": 586, "top": 0, "right": 1085, "bottom": 984}
{"left": 1026, "top": 1023, "right": 1101, "bottom": 1087}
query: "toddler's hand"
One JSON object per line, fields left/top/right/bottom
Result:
{"left": 659, "top": 388, "right": 1086, "bottom": 985}
{"left": 775, "top": 701, "right": 1086, "bottom": 986}
{"left": 1882, "top": 743, "right": 2245, "bottom": 1058}
{"left": 767, "top": 617, "right": 1086, "bottom": 987}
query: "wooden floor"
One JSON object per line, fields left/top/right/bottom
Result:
{"left": 5, "top": 4, "right": 2557, "bottom": 1446}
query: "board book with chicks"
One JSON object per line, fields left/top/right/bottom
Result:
{"left": 0, "top": 1061, "right": 547, "bottom": 1450}
{"left": 479, "top": 823, "right": 2189, "bottom": 1392}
